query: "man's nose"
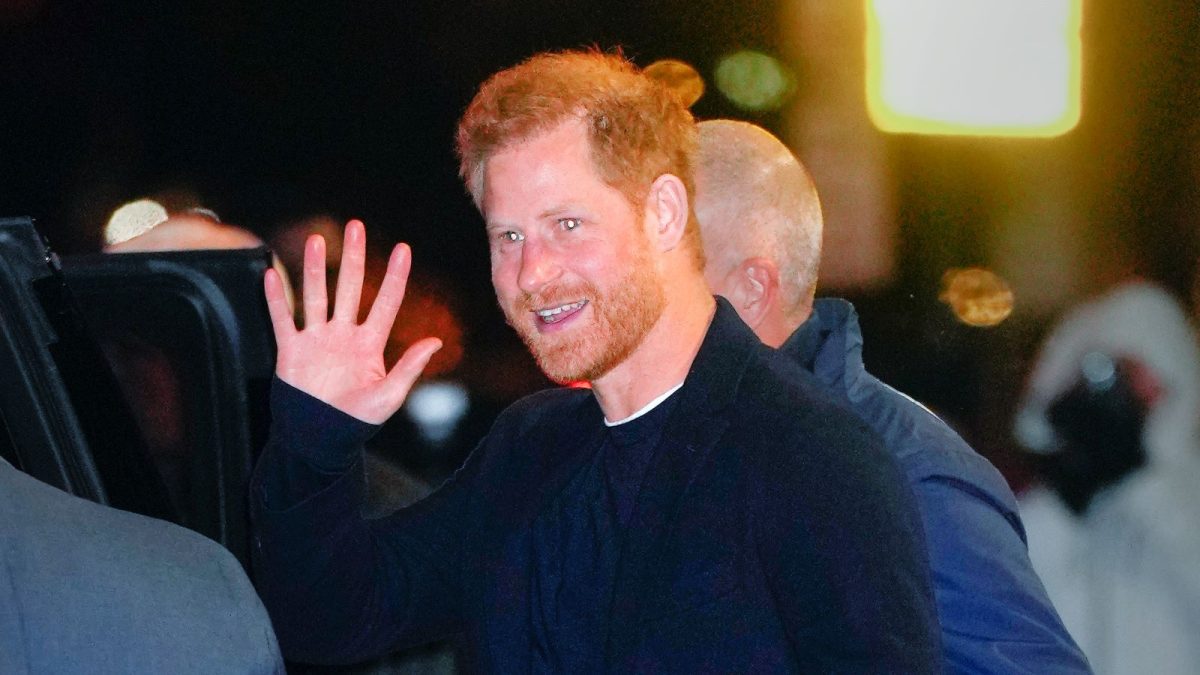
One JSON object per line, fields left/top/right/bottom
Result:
{"left": 517, "top": 239, "right": 562, "bottom": 295}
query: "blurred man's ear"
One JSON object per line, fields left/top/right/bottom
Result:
{"left": 727, "top": 257, "right": 780, "bottom": 330}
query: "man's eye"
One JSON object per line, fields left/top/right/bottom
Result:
{"left": 559, "top": 218, "right": 582, "bottom": 231}
{"left": 498, "top": 231, "right": 524, "bottom": 243}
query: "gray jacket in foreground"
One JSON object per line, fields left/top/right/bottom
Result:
{"left": 0, "top": 457, "right": 283, "bottom": 674}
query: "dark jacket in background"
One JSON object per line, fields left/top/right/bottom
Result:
{"left": 250, "top": 300, "right": 940, "bottom": 672}
{"left": 784, "top": 298, "right": 1090, "bottom": 673}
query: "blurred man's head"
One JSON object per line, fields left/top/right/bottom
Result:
{"left": 455, "top": 50, "right": 708, "bottom": 384}
{"left": 694, "top": 120, "right": 823, "bottom": 347}
{"left": 105, "top": 207, "right": 263, "bottom": 253}
{"left": 104, "top": 200, "right": 294, "bottom": 312}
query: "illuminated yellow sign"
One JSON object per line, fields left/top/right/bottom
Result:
{"left": 866, "top": 0, "right": 1082, "bottom": 137}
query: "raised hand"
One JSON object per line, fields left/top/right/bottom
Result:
{"left": 264, "top": 219, "right": 442, "bottom": 424}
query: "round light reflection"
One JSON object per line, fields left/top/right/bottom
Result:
{"left": 938, "top": 267, "right": 1015, "bottom": 327}
{"left": 714, "top": 50, "right": 795, "bottom": 112}
{"left": 644, "top": 59, "right": 706, "bottom": 108}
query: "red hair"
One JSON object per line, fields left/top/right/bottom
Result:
{"left": 455, "top": 49, "right": 703, "bottom": 267}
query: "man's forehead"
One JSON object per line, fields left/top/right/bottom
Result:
{"left": 493, "top": 116, "right": 590, "bottom": 161}
{"left": 480, "top": 120, "right": 599, "bottom": 209}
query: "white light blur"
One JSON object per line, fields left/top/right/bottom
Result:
{"left": 867, "top": 0, "right": 1082, "bottom": 136}
{"left": 405, "top": 381, "right": 470, "bottom": 444}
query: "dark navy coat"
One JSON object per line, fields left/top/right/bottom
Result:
{"left": 250, "top": 300, "right": 940, "bottom": 672}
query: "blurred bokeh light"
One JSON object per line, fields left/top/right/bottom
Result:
{"left": 714, "top": 50, "right": 795, "bottom": 112}
{"left": 405, "top": 381, "right": 471, "bottom": 444}
{"left": 939, "top": 267, "right": 1015, "bottom": 327}
{"left": 644, "top": 59, "right": 706, "bottom": 108}
{"left": 866, "top": 0, "right": 1082, "bottom": 137}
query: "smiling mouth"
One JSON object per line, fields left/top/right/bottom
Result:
{"left": 534, "top": 300, "right": 587, "bottom": 324}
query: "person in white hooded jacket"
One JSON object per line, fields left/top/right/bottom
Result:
{"left": 1015, "top": 280, "right": 1200, "bottom": 674}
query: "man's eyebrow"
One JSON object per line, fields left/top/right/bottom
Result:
{"left": 538, "top": 205, "right": 580, "bottom": 220}
{"left": 485, "top": 205, "right": 581, "bottom": 230}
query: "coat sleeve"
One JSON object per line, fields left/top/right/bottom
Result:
{"left": 916, "top": 472, "right": 1092, "bottom": 673}
{"left": 752, "top": 407, "right": 943, "bottom": 673}
{"left": 249, "top": 378, "right": 482, "bottom": 665}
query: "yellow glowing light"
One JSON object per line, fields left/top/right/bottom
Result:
{"left": 644, "top": 59, "right": 706, "bottom": 108}
{"left": 866, "top": 0, "right": 1082, "bottom": 137}
{"left": 939, "top": 267, "right": 1015, "bottom": 327}
{"left": 714, "top": 50, "right": 795, "bottom": 112}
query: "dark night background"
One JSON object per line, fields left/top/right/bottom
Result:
{"left": 1, "top": 0, "right": 773, "bottom": 263}
{"left": 3, "top": 0, "right": 1200, "bottom": 484}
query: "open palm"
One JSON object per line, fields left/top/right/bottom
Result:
{"left": 264, "top": 219, "right": 442, "bottom": 424}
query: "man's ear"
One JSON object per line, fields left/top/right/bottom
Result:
{"left": 726, "top": 257, "right": 780, "bottom": 329}
{"left": 645, "top": 173, "right": 689, "bottom": 252}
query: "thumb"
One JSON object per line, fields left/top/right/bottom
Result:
{"left": 378, "top": 337, "right": 444, "bottom": 413}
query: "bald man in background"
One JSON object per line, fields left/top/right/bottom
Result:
{"left": 694, "top": 119, "right": 1092, "bottom": 673}
{"left": 106, "top": 210, "right": 263, "bottom": 252}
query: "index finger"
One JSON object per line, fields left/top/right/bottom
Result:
{"left": 264, "top": 267, "right": 297, "bottom": 341}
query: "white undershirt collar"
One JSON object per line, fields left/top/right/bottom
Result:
{"left": 603, "top": 380, "right": 685, "bottom": 427}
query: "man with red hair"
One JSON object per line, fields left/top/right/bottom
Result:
{"left": 250, "top": 50, "right": 938, "bottom": 672}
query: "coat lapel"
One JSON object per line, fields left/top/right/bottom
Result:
{"left": 476, "top": 390, "right": 607, "bottom": 673}
{"left": 523, "top": 395, "right": 608, "bottom": 522}
{"left": 606, "top": 299, "right": 758, "bottom": 653}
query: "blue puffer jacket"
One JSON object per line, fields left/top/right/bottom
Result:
{"left": 781, "top": 298, "right": 1091, "bottom": 674}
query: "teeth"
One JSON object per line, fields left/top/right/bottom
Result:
{"left": 536, "top": 300, "right": 585, "bottom": 322}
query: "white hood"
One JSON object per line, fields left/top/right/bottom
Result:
{"left": 1015, "top": 280, "right": 1200, "bottom": 674}
{"left": 1016, "top": 281, "right": 1200, "bottom": 471}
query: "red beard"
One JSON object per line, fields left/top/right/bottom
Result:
{"left": 505, "top": 250, "right": 665, "bottom": 383}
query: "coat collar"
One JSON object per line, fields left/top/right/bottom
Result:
{"left": 666, "top": 296, "right": 762, "bottom": 416}
{"left": 779, "top": 297, "right": 864, "bottom": 399}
